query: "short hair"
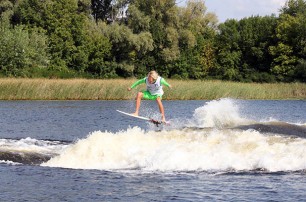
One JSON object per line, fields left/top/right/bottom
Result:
{"left": 148, "top": 70, "right": 158, "bottom": 80}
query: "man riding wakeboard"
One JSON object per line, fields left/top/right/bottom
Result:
{"left": 127, "top": 70, "right": 172, "bottom": 123}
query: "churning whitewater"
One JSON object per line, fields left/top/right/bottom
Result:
{"left": 41, "top": 99, "right": 306, "bottom": 172}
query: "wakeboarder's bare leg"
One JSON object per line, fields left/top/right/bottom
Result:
{"left": 156, "top": 97, "right": 166, "bottom": 122}
{"left": 132, "top": 92, "right": 143, "bottom": 116}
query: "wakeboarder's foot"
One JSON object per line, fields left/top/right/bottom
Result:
{"left": 132, "top": 112, "right": 139, "bottom": 116}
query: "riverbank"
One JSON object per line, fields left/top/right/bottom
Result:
{"left": 0, "top": 78, "right": 305, "bottom": 100}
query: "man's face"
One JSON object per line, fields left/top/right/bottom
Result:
{"left": 148, "top": 76, "right": 155, "bottom": 84}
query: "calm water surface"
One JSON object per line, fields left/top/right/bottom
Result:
{"left": 0, "top": 99, "right": 306, "bottom": 201}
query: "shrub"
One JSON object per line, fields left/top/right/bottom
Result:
{"left": 0, "top": 25, "right": 49, "bottom": 75}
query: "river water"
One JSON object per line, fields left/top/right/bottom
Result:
{"left": 0, "top": 99, "right": 306, "bottom": 201}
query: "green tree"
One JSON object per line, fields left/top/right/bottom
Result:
{"left": 127, "top": 4, "right": 151, "bottom": 33}
{"left": 269, "top": 42, "right": 297, "bottom": 80}
{"left": 239, "top": 16, "right": 276, "bottom": 69}
{"left": 99, "top": 21, "right": 153, "bottom": 74}
{"left": 281, "top": 0, "right": 306, "bottom": 16}
{"left": 0, "top": 0, "right": 14, "bottom": 27}
{"left": 14, "top": 0, "right": 112, "bottom": 77}
{"left": 269, "top": 0, "right": 306, "bottom": 81}
{"left": 44, "top": 0, "right": 88, "bottom": 70}
{"left": 279, "top": 0, "right": 306, "bottom": 58}
{"left": 0, "top": 0, "right": 49, "bottom": 75}
{"left": 177, "top": 0, "right": 217, "bottom": 79}
{"left": 14, "top": 0, "right": 48, "bottom": 28}
{"left": 130, "top": 0, "right": 179, "bottom": 75}
{"left": 84, "top": 21, "right": 112, "bottom": 77}
{"left": 215, "top": 19, "right": 242, "bottom": 80}
{"left": 294, "top": 59, "right": 306, "bottom": 81}
{"left": 129, "top": 0, "right": 217, "bottom": 78}
{"left": 91, "top": 0, "right": 112, "bottom": 22}
{"left": 215, "top": 16, "right": 278, "bottom": 82}
{"left": 0, "top": 25, "right": 49, "bottom": 75}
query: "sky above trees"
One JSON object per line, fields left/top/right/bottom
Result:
{"left": 177, "top": 0, "right": 287, "bottom": 22}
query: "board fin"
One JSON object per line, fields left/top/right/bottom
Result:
{"left": 150, "top": 119, "right": 163, "bottom": 127}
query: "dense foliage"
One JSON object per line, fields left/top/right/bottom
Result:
{"left": 0, "top": 0, "right": 305, "bottom": 82}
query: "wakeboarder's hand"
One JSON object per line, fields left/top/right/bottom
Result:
{"left": 127, "top": 87, "right": 132, "bottom": 91}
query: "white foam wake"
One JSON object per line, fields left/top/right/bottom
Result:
{"left": 0, "top": 138, "right": 67, "bottom": 155}
{"left": 42, "top": 127, "right": 306, "bottom": 172}
{"left": 191, "top": 98, "right": 248, "bottom": 128}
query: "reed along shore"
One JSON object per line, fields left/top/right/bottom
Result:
{"left": 0, "top": 78, "right": 305, "bottom": 100}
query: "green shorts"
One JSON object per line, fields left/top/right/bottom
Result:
{"left": 142, "top": 91, "right": 162, "bottom": 100}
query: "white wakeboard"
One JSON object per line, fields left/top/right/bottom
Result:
{"left": 116, "top": 110, "right": 163, "bottom": 126}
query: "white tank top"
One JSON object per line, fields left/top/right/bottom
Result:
{"left": 146, "top": 76, "right": 164, "bottom": 95}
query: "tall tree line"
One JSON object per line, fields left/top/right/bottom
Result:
{"left": 0, "top": 0, "right": 305, "bottom": 82}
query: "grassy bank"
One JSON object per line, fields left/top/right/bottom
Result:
{"left": 0, "top": 78, "right": 305, "bottom": 100}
